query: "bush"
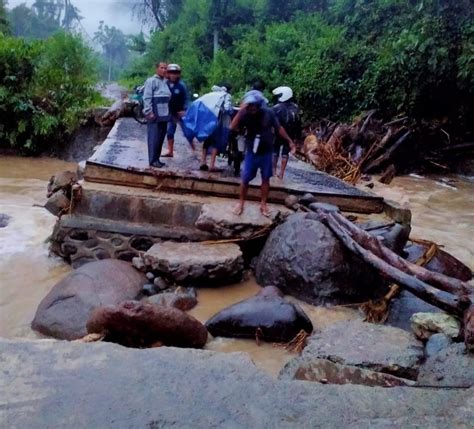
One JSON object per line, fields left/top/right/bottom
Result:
{"left": 0, "top": 32, "right": 98, "bottom": 154}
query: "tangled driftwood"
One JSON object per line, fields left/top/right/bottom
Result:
{"left": 314, "top": 207, "right": 474, "bottom": 352}
{"left": 301, "top": 111, "right": 472, "bottom": 183}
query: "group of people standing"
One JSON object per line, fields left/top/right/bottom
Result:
{"left": 142, "top": 61, "right": 301, "bottom": 217}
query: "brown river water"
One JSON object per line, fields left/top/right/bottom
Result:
{"left": 1, "top": 155, "right": 473, "bottom": 376}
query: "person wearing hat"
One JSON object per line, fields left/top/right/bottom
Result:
{"left": 143, "top": 61, "right": 171, "bottom": 168}
{"left": 271, "top": 86, "right": 301, "bottom": 179}
{"left": 163, "top": 63, "right": 190, "bottom": 157}
{"left": 230, "top": 90, "right": 295, "bottom": 217}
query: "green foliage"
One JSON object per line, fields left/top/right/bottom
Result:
{"left": 0, "top": 32, "right": 98, "bottom": 154}
{"left": 8, "top": 0, "right": 82, "bottom": 39}
{"left": 0, "top": 0, "right": 9, "bottom": 34}
{"left": 124, "top": 0, "right": 473, "bottom": 129}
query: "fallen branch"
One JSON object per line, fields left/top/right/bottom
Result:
{"left": 332, "top": 212, "right": 470, "bottom": 295}
{"left": 364, "top": 130, "right": 412, "bottom": 173}
{"left": 314, "top": 209, "right": 473, "bottom": 351}
{"left": 321, "top": 212, "right": 463, "bottom": 315}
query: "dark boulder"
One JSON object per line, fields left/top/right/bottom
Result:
{"left": 87, "top": 301, "right": 208, "bottom": 349}
{"left": 360, "top": 221, "right": 411, "bottom": 254}
{"left": 404, "top": 242, "right": 472, "bottom": 281}
{"left": 205, "top": 286, "right": 313, "bottom": 342}
{"left": 386, "top": 290, "right": 441, "bottom": 331}
{"left": 0, "top": 213, "right": 11, "bottom": 228}
{"left": 255, "top": 214, "right": 387, "bottom": 305}
{"left": 32, "top": 260, "right": 145, "bottom": 340}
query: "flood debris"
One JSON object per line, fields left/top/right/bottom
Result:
{"left": 45, "top": 170, "right": 82, "bottom": 218}
{"left": 301, "top": 111, "right": 474, "bottom": 182}
{"left": 313, "top": 206, "right": 474, "bottom": 353}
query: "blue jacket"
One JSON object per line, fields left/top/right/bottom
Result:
{"left": 168, "top": 80, "right": 189, "bottom": 115}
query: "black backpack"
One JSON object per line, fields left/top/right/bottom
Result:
{"left": 274, "top": 102, "right": 301, "bottom": 140}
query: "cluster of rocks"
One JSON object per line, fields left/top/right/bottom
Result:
{"left": 31, "top": 260, "right": 315, "bottom": 349}
{"left": 35, "top": 186, "right": 473, "bottom": 392}
{"left": 280, "top": 317, "right": 474, "bottom": 388}
{"left": 31, "top": 259, "right": 208, "bottom": 348}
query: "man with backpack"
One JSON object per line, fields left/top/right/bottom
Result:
{"left": 271, "top": 86, "right": 301, "bottom": 179}
{"left": 163, "top": 63, "right": 190, "bottom": 158}
{"left": 143, "top": 62, "right": 171, "bottom": 168}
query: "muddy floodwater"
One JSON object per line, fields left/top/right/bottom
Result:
{"left": 1, "top": 156, "right": 473, "bottom": 376}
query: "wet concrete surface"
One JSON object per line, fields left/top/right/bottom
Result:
{"left": 88, "top": 118, "right": 373, "bottom": 198}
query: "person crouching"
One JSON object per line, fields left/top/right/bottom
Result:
{"left": 231, "top": 90, "right": 295, "bottom": 217}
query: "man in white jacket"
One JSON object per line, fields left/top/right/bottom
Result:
{"left": 143, "top": 62, "right": 171, "bottom": 168}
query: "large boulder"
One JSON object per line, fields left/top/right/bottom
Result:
{"left": 417, "top": 343, "right": 474, "bottom": 387}
{"left": 296, "top": 320, "right": 424, "bottom": 379}
{"left": 195, "top": 202, "right": 278, "bottom": 238}
{"left": 141, "top": 241, "right": 243, "bottom": 286}
{"left": 32, "top": 260, "right": 145, "bottom": 340}
{"left": 205, "top": 286, "right": 313, "bottom": 342}
{"left": 255, "top": 213, "right": 386, "bottom": 305}
{"left": 87, "top": 301, "right": 208, "bottom": 348}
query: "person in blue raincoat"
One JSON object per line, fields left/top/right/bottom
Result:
{"left": 182, "top": 85, "right": 233, "bottom": 171}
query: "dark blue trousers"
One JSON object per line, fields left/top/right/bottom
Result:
{"left": 147, "top": 121, "right": 167, "bottom": 165}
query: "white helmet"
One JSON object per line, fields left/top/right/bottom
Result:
{"left": 167, "top": 63, "right": 181, "bottom": 72}
{"left": 272, "top": 86, "right": 293, "bottom": 102}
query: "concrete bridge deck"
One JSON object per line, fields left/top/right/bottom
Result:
{"left": 85, "top": 118, "right": 384, "bottom": 213}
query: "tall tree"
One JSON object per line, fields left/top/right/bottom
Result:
{"left": 94, "top": 21, "right": 129, "bottom": 81}
{"left": 0, "top": 0, "right": 9, "bottom": 34}
{"left": 210, "top": 0, "right": 229, "bottom": 58}
{"left": 133, "top": 0, "right": 184, "bottom": 31}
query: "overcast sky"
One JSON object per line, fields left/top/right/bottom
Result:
{"left": 7, "top": 0, "right": 145, "bottom": 36}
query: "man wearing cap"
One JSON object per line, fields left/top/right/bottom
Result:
{"left": 230, "top": 90, "right": 295, "bottom": 217}
{"left": 163, "top": 63, "right": 190, "bottom": 157}
{"left": 143, "top": 62, "right": 171, "bottom": 168}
